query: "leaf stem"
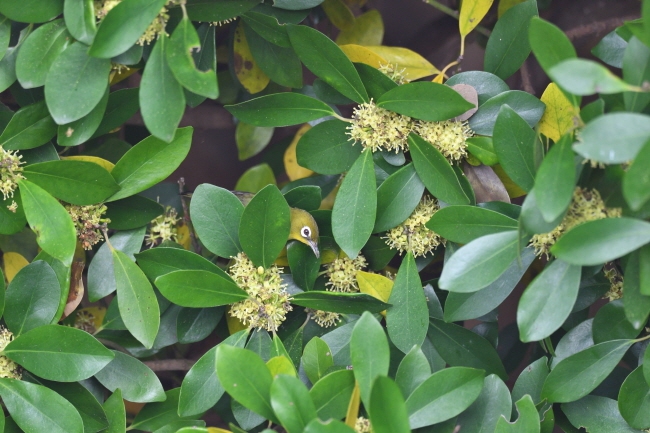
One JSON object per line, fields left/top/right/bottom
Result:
{"left": 422, "top": 0, "right": 492, "bottom": 37}
{"left": 634, "top": 333, "right": 650, "bottom": 343}
{"left": 543, "top": 336, "right": 556, "bottom": 357}
{"left": 332, "top": 112, "right": 353, "bottom": 123}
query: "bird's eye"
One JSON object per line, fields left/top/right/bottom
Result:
{"left": 301, "top": 226, "right": 311, "bottom": 238}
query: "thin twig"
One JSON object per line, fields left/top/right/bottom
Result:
{"left": 144, "top": 359, "right": 196, "bottom": 372}
{"left": 565, "top": 15, "right": 638, "bottom": 40}
{"left": 423, "top": 0, "right": 492, "bottom": 37}
{"left": 520, "top": 59, "right": 535, "bottom": 95}
{"left": 178, "top": 177, "right": 201, "bottom": 254}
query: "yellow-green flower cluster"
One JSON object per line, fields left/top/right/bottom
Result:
{"left": 0, "top": 327, "right": 21, "bottom": 380}
{"left": 145, "top": 206, "right": 180, "bottom": 247}
{"left": 0, "top": 146, "right": 24, "bottom": 201}
{"left": 311, "top": 309, "right": 342, "bottom": 328}
{"left": 66, "top": 204, "right": 110, "bottom": 250}
{"left": 326, "top": 255, "right": 367, "bottom": 292}
{"left": 355, "top": 417, "right": 372, "bottom": 433}
{"left": 378, "top": 62, "right": 408, "bottom": 85}
{"left": 603, "top": 266, "right": 624, "bottom": 301}
{"left": 228, "top": 253, "right": 292, "bottom": 332}
{"left": 530, "top": 187, "right": 622, "bottom": 258}
{"left": 414, "top": 119, "right": 473, "bottom": 162}
{"left": 94, "top": 0, "right": 178, "bottom": 45}
{"left": 347, "top": 100, "right": 413, "bottom": 153}
{"left": 384, "top": 196, "right": 442, "bottom": 257}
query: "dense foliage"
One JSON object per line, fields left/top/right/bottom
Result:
{"left": 0, "top": 0, "right": 647, "bottom": 432}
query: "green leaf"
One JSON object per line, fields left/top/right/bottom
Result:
{"left": 369, "top": 376, "right": 411, "bottom": 433}
{"left": 105, "top": 195, "right": 163, "bottom": 230}
{"left": 297, "top": 119, "right": 362, "bottom": 175}
{"left": 235, "top": 163, "right": 276, "bottom": 193}
{"left": 309, "top": 369, "right": 355, "bottom": 420}
{"left": 89, "top": 0, "right": 167, "bottom": 58}
{"left": 286, "top": 24, "right": 367, "bottom": 103}
{"left": 216, "top": 344, "right": 279, "bottom": 423}
{"left": 190, "top": 184, "right": 243, "bottom": 258}
{"left": 0, "top": 0, "right": 62, "bottom": 23}
{"left": 549, "top": 58, "right": 638, "bottom": 96}
{"left": 427, "top": 205, "right": 518, "bottom": 244}
{"left": 533, "top": 135, "right": 576, "bottom": 222}
{"left": 575, "top": 113, "right": 650, "bottom": 164}
{"left": 108, "top": 127, "right": 193, "bottom": 201}
{"left": 57, "top": 86, "right": 109, "bottom": 146}
{"left": 167, "top": 17, "right": 219, "bottom": 99}
{"left": 593, "top": 300, "right": 640, "bottom": 343}
{"left": 302, "top": 337, "right": 333, "bottom": 385}
{"left": 92, "top": 88, "right": 140, "bottom": 138}
{"left": 624, "top": 139, "right": 650, "bottom": 211}
{"left": 19, "top": 179, "right": 76, "bottom": 266}
{"left": 112, "top": 248, "right": 160, "bottom": 349}
{"left": 284, "top": 185, "right": 321, "bottom": 211}
{"left": 466, "top": 136, "right": 499, "bottom": 166}
{"left": 94, "top": 351, "right": 165, "bottom": 403}
{"left": 103, "top": 389, "right": 126, "bottom": 433}
{"left": 270, "top": 375, "right": 317, "bottom": 433}
{"left": 304, "top": 419, "right": 356, "bottom": 433}
{"left": 512, "top": 356, "right": 549, "bottom": 406}
{"left": 226, "top": 93, "right": 335, "bottom": 127}
{"left": 351, "top": 312, "right": 390, "bottom": 404}
{"left": 129, "top": 388, "right": 194, "bottom": 432}
{"left": 43, "top": 381, "right": 107, "bottom": 433}
{"left": 493, "top": 105, "right": 539, "bottom": 192}
{"left": 439, "top": 231, "right": 524, "bottom": 293}
{"left": 623, "top": 251, "right": 650, "bottom": 329}
{"left": 44, "top": 42, "right": 111, "bottom": 125}
{"left": 395, "top": 345, "right": 431, "bottom": 399}
{"left": 592, "top": 31, "right": 627, "bottom": 68}
{"left": 15, "top": 19, "right": 70, "bottom": 89}
{"left": 4, "top": 260, "right": 60, "bottom": 334}
{"left": 23, "top": 160, "right": 119, "bottom": 205}
{"left": 563, "top": 395, "right": 642, "bottom": 433}
{"left": 457, "top": 374, "right": 512, "bottom": 433}
{"left": 354, "top": 62, "right": 398, "bottom": 100}
{"left": 236, "top": 122, "right": 274, "bottom": 160}
{"left": 551, "top": 218, "right": 650, "bottom": 266}
{"left": 139, "top": 35, "right": 185, "bottom": 142}
{"left": 484, "top": 0, "right": 538, "bottom": 80}
{"left": 4, "top": 325, "right": 113, "bottom": 381}
{"left": 541, "top": 339, "right": 633, "bottom": 403}
{"left": 445, "top": 70, "right": 510, "bottom": 106}
{"left": 469, "top": 90, "right": 546, "bottom": 136}
{"left": 135, "top": 247, "right": 225, "bottom": 284}
{"left": 377, "top": 82, "right": 474, "bottom": 121}
{"left": 618, "top": 365, "right": 650, "bottom": 429}
{"left": 64, "top": 0, "right": 96, "bottom": 45}
{"left": 332, "top": 150, "right": 376, "bottom": 258}
{"left": 0, "top": 379, "right": 83, "bottom": 433}
{"left": 155, "top": 269, "right": 247, "bottom": 307}
{"left": 405, "top": 367, "right": 485, "bottom": 429}
{"left": 177, "top": 307, "right": 222, "bottom": 344}
{"left": 623, "top": 37, "right": 650, "bottom": 112}
{"left": 428, "top": 318, "right": 507, "bottom": 379}
{"left": 242, "top": 11, "right": 291, "bottom": 47}
{"left": 374, "top": 163, "right": 424, "bottom": 233}
{"left": 0, "top": 14, "right": 8, "bottom": 62}
{"left": 517, "top": 259, "right": 581, "bottom": 342}
{"left": 386, "top": 253, "right": 428, "bottom": 354}
{"left": 291, "top": 291, "right": 389, "bottom": 314}
{"left": 287, "top": 241, "right": 320, "bottom": 291}
{"left": 0, "top": 100, "right": 56, "bottom": 150}
{"left": 185, "top": 0, "right": 261, "bottom": 22}
{"left": 409, "top": 133, "right": 470, "bottom": 205}
{"left": 495, "top": 395, "right": 540, "bottom": 433}
{"left": 529, "top": 17, "right": 576, "bottom": 74}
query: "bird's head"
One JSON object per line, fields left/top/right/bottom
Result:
{"left": 288, "top": 208, "right": 320, "bottom": 258}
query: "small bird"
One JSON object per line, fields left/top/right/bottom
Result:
{"left": 232, "top": 191, "right": 320, "bottom": 258}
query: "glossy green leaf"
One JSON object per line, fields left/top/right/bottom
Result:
{"left": 94, "top": 351, "right": 165, "bottom": 403}
{"left": 244, "top": 21, "right": 302, "bottom": 88}
{"left": 0, "top": 0, "right": 62, "bottom": 23}
{"left": 302, "top": 337, "right": 333, "bottom": 385}
{"left": 57, "top": 86, "right": 109, "bottom": 146}
{"left": 286, "top": 24, "right": 367, "bottom": 103}
{"left": 528, "top": 17, "right": 576, "bottom": 74}
{"left": 309, "top": 369, "right": 355, "bottom": 420}
{"left": 0, "top": 100, "right": 56, "bottom": 150}
{"left": 405, "top": 367, "right": 485, "bottom": 429}
{"left": 226, "top": 93, "right": 334, "bottom": 127}
{"left": 135, "top": 247, "right": 225, "bottom": 284}
{"left": 512, "top": 356, "right": 549, "bottom": 405}
{"left": 541, "top": 339, "right": 633, "bottom": 403}
{"left": 593, "top": 300, "right": 640, "bottom": 344}
{"left": 0, "top": 379, "right": 83, "bottom": 433}
{"left": 291, "top": 291, "right": 389, "bottom": 314}
{"left": 304, "top": 419, "right": 356, "bottom": 433}
{"left": 297, "top": 119, "right": 362, "bottom": 175}
{"left": 44, "top": 42, "right": 111, "bottom": 125}
{"left": 287, "top": 241, "right": 320, "bottom": 291}
{"left": 283, "top": 185, "right": 321, "bottom": 211}
{"left": 155, "top": 269, "right": 247, "bottom": 307}
{"left": 108, "top": 127, "right": 193, "bottom": 201}
{"left": 92, "top": 88, "right": 140, "bottom": 138}
{"left": 427, "top": 205, "right": 518, "bottom": 244}
{"left": 563, "top": 395, "right": 641, "bottom": 433}
{"left": 0, "top": 14, "right": 8, "bottom": 61}
{"left": 552, "top": 218, "right": 650, "bottom": 266}
{"left": 103, "top": 389, "right": 126, "bottom": 433}
{"left": 623, "top": 139, "right": 650, "bottom": 211}
{"left": 0, "top": 192, "right": 26, "bottom": 235}
{"left": 129, "top": 388, "right": 194, "bottom": 432}
{"left": 369, "top": 376, "right": 411, "bottom": 433}
{"left": 64, "top": 0, "right": 96, "bottom": 45}
{"left": 242, "top": 10, "right": 291, "bottom": 47}
{"left": 354, "top": 62, "right": 398, "bottom": 100}
{"left": 395, "top": 346, "right": 431, "bottom": 399}
{"left": 270, "top": 375, "right": 317, "bottom": 433}
{"left": 332, "top": 150, "right": 376, "bottom": 258}
{"left": 374, "top": 163, "right": 424, "bottom": 233}
{"left": 495, "top": 395, "right": 540, "bottom": 433}
{"left": 236, "top": 121, "right": 274, "bottom": 160}
{"left": 593, "top": 31, "right": 627, "bottom": 68}
{"left": 445, "top": 71, "right": 509, "bottom": 106}
{"left": 574, "top": 113, "right": 650, "bottom": 164}
{"left": 351, "top": 312, "right": 390, "bottom": 404}
{"left": 377, "top": 82, "right": 474, "bottom": 121}
{"left": 105, "top": 195, "right": 163, "bottom": 230}
{"left": 533, "top": 135, "right": 575, "bottom": 222}
{"left": 177, "top": 307, "right": 222, "bottom": 344}
{"left": 618, "top": 365, "right": 650, "bottom": 429}
{"left": 457, "top": 374, "right": 512, "bottom": 433}
{"left": 549, "top": 58, "right": 637, "bottom": 96}
{"left": 517, "top": 259, "right": 581, "bottom": 342}
{"left": 139, "top": 35, "right": 185, "bottom": 142}
{"left": 112, "top": 248, "right": 160, "bottom": 349}
{"left": 15, "top": 19, "right": 70, "bottom": 89}
{"left": 623, "top": 251, "right": 650, "bottom": 329}
{"left": 185, "top": 0, "right": 261, "bottom": 21}
{"left": 484, "top": 0, "right": 538, "bottom": 80}
{"left": 469, "top": 90, "right": 546, "bottom": 136}
{"left": 623, "top": 37, "right": 650, "bottom": 112}
{"left": 19, "top": 179, "right": 76, "bottom": 266}
{"left": 42, "top": 381, "right": 107, "bottom": 433}
{"left": 466, "top": 136, "right": 498, "bottom": 166}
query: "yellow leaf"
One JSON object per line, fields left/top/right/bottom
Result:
{"left": 319, "top": 180, "right": 340, "bottom": 211}
{"left": 267, "top": 355, "right": 296, "bottom": 377}
{"left": 176, "top": 223, "right": 192, "bottom": 250}
{"left": 109, "top": 66, "right": 139, "bottom": 85}
{"left": 3, "top": 252, "right": 28, "bottom": 283}
{"left": 538, "top": 82, "right": 580, "bottom": 142}
{"left": 492, "top": 164, "right": 527, "bottom": 198}
{"left": 62, "top": 155, "right": 115, "bottom": 172}
{"left": 284, "top": 124, "right": 314, "bottom": 181}
{"left": 356, "top": 271, "right": 393, "bottom": 303}
{"left": 339, "top": 44, "right": 386, "bottom": 69}
{"left": 336, "top": 9, "right": 384, "bottom": 46}
{"left": 322, "top": 0, "right": 356, "bottom": 31}
{"left": 345, "top": 382, "right": 361, "bottom": 428}
{"left": 498, "top": 0, "right": 525, "bottom": 16}
{"left": 226, "top": 311, "right": 248, "bottom": 334}
{"left": 233, "top": 21, "right": 269, "bottom": 94}
{"left": 76, "top": 306, "right": 107, "bottom": 330}
{"left": 365, "top": 46, "right": 440, "bottom": 80}
{"left": 207, "top": 428, "right": 232, "bottom": 433}
{"left": 432, "top": 73, "right": 445, "bottom": 83}
{"left": 459, "top": 0, "right": 494, "bottom": 37}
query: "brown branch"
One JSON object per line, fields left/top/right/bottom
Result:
{"left": 520, "top": 59, "right": 535, "bottom": 95}
{"left": 566, "top": 15, "right": 638, "bottom": 40}
{"left": 144, "top": 359, "right": 196, "bottom": 372}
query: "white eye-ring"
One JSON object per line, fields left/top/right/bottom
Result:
{"left": 301, "top": 226, "right": 311, "bottom": 238}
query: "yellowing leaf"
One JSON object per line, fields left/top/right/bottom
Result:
{"left": 433, "top": 73, "right": 445, "bottom": 83}
{"left": 284, "top": 124, "right": 314, "bottom": 181}
{"left": 322, "top": 0, "right": 356, "bottom": 31}
{"left": 336, "top": 9, "right": 384, "bottom": 46}
{"left": 356, "top": 270, "right": 393, "bottom": 303}
{"left": 459, "top": 0, "right": 494, "bottom": 37}
{"left": 207, "top": 428, "right": 232, "bottom": 433}
{"left": 62, "top": 155, "right": 115, "bottom": 172}
{"left": 226, "top": 311, "right": 248, "bottom": 335}
{"left": 365, "top": 46, "right": 440, "bottom": 80}
{"left": 339, "top": 44, "right": 386, "bottom": 69}
{"left": 493, "top": 164, "right": 527, "bottom": 198}
{"left": 75, "top": 306, "right": 107, "bottom": 330}
{"left": 345, "top": 382, "right": 361, "bottom": 428}
{"left": 267, "top": 355, "right": 296, "bottom": 377}
{"left": 538, "top": 82, "right": 580, "bottom": 142}
{"left": 177, "top": 223, "right": 192, "bottom": 250}
{"left": 233, "top": 21, "right": 269, "bottom": 94}
{"left": 3, "top": 252, "right": 28, "bottom": 283}
{"left": 498, "top": 0, "right": 525, "bottom": 16}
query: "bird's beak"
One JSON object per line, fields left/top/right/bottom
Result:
{"left": 308, "top": 239, "right": 320, "bottom": 259}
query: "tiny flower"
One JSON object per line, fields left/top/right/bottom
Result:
{"left": 603, "top": 265, "right": 624, "bottom": 301}
{"left": 66, "top": 203, "right": 111, "bottom": 250}
{"left": 7, "top": 200, "right": 17, "bottom": 213}
{"left": 228, "top": 253, "right": 292, "bottom": 332}
{"left": 378, "top": 62, "right": 408, "bottom": 85}
{"left": 347, "top": 99, "right": 413, "bottom": 153}
{"left": 94, "top": 0, "right": 178, "bottom": 45}
{"left": 384, "top": 196, "right": 442, "bottom": 257}
{"left": 310, "top": 309, "right": 342, "bottom": 328}
{"left": 414, "top": 119, "right": 474, "bottom": 163}
{"left": 355, "top": 417, "right": 372, "bottom": 433}
{"left": 0, "top": 327, "right": 21, "bottom": 380}
{"left": 326, "top": 255, "right": 367, "bottom": 292}
{"left": 145, "top": 206, "right": 180, "bottom": 247}
{"left": 0, "top": 146, "right": 24, "bottom": 201}
{"left": 211, "top": 17, "right": 236, "bottom": 26}
{"left": 74, "top": 310, "right": 97, "bottom": 334}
